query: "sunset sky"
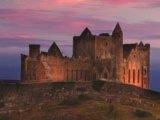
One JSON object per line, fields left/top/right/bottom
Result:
{"left": 0, "top": 0, "right": 159, "bottom": 91}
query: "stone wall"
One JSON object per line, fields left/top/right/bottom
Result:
{"left": 123, "top": 43, "right": 150, "bottom": 89}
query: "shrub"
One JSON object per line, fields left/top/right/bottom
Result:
{"left": 107, "top": 104, "right": 116, "bottom": 114}
{"left": 52, "top": 82, "right": 66, "bottom": 89}
{"left": 133, "top": 109, "right": 152, "bottom": 118}
{"left": 78, "top": 94, "right": 91, "bottom": 101}
{"left": 42, "top": 105, "right": 59, "bottom": 113}
{"left": 61, "top": 97, "right": 80, "bottom": 106}
{"left": 106, "top": 104, "right": 118, "bottom": 118}
{"left": 52, "top": 82, "right": 75, "bottom": 90}
{"left": 16, "top": 83, "right": 21, "bottom": 92}
{"left": 64, "top": 82, "right": 75, "bottom": 91}
{"left": 0, "top": 101, "right": 4, "bottom": 108}
{"left": 0, "top": 95, "right": 4, "bottom": 108}
{"left": 0, "top": 116, "right": 9, "bottom": 120}
{"left": 76, "top": 87, "right": 86, "bottom": 92}
{"left": 92, "top": 80, "right": 105, "bottom": 91}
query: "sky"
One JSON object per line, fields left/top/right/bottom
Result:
{"left": 0, "top": 0, "right": 159, "bottom": 91}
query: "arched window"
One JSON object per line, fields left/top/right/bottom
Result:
{"left": 93, "top": 73, "right": 96, "bottom": 80}
{"left": 71, "top": 69, "right": 73, "bottom": 81}
{"left": 81, "top": 70, "right": 83, "bottom": 79}
{"left": 106, "top": 42, "right": 108, "bottom": 46}
{"left": 85, "top": 70, "right": 87, "bottom": 81}
{"left": 128, "top": 70, "right": 130, "bottom": 83}
{"left": 138, "top": 70, "right": 140, "bottom": 83}
{"left": 103, "top": 73, "right": 108, "bottom": 79}
{"left": 66, "top": 69, "right": 69, "bottom": 80}
{"left": 76, "top": 69, "right": 78, "bottom": 81}
{"left": 144, "top": 68, "right": 147, "bottom": 75}
{"left": 133, "top": 69, "right": 135, "bottom": 83}
{"left": 123, "top": 76, "right": 125, "bottom": 82}
{"left": 142, "top": 67, "right": 143, "bottom": 82}
{"left": 123, "top": 67, "right": 125, "bottom": 82}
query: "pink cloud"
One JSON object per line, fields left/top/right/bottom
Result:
{"left": 0, "top": 0, "right": 160, "bottom": 10}
{"left": 13, "top": 0, "right": 86, "bottom": 10}
{"left": 100, "top": 0, "right": 160, "bottom": 7}
{"left": 0, "top": 9, "right": 160, "bottom": 44}
{"left": 102, "top": 0, "right": 136, "bottom": 6}
{"left": 0, "top": 33, "right": 32, "bottom": 39}
{"left": 0, "top": 9, "right": 95, "bottom": 36}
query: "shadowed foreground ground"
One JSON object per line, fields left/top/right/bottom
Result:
{"left": 0, "top": 99, "right": 160, "bottom": 120}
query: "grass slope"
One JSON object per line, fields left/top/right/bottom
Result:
{"left": 1, "top": 98, "right": 160, "bottom": 120}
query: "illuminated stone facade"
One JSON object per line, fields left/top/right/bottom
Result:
{"left": 21, "top": 23, "right": 150, "bottom": 89}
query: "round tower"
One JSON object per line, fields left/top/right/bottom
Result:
{"left": 112, "top": 22, "right": 123, "bottom": 82}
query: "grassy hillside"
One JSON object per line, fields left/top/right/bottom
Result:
{"left": 0, "top": 96, "right": 160, "bottom": 120}
{"left": 0, "top": 81, "right": 160, "bottom": 120}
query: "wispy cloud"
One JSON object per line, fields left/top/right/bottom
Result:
{"left": 0, "top": 8, "right": 159, "bottom": 47}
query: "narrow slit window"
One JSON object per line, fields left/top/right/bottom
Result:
{"left": 128, "top": 70, "right": 130, "bottom": 83}
{"left": 133, "top": 69, "right": 135, "bottom": 83}
{"left": 138, "top": 70, "right": 140, "bottom": 83}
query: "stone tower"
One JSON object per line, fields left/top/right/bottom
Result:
{"left": 112, "top": 22, "right": 123, "bottom": 82}
{"left": 73, "top": 27, "right": 96, "bottom": 59}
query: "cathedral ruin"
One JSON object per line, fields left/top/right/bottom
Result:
{"left": 21, "top": 23, "right": 150, "bottom": 89}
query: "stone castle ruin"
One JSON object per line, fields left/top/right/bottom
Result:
{"left": 21, "top": 23, "right": 150, "bottom": 89}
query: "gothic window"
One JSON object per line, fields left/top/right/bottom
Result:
{"left": 123, "top": 76, "right": 125, "bottom": 82}
{"left": 138, "top": 70, "right": 140, "bottom": 83}
{"left": 144, "top": 78, "right": 147, "bottom": 85}
{"left": 103, "top": 73, "right": 108, "bottom": 79}
{"left": 80, "top": 70, "right": 83, "bottom": 79}
{"left": 106, "top": 42, "right": 108, "bottom": 47}
{"left": 93, "top": 73, "right": 96, "bottom": 80}
{"left": 71, "top": 69, "right": 73, "bottom": 81}
{"left": 85, "top": 70, "right": 87, "bottom": 81}
{"left": 134, "top": 55, "right": 136, "bottom": 58}
{"left": 144, "top": 68, "right": 147, "bottom": 75}
{"left": 66, "top": 69, "right": 69, "bottom": 80}
{"left": 142, "top": 67, "right": 143, "bottom": 82}
{"left": 87, "top": 70, "right": 88, "bottom": 80}
{"left": 133, "top": 69, "right": 135, "bottom": 83}
{"left": 128, "top": 70, "right": 130, "bottom": 83}
{"left": 123, "top": 67, "right": 125, "bottom": 82}
{"left": 76, "top": 70, "right": 78, "bottom": 81}
{"left": 105, "top": 51, "right": 107, "bottom": 56}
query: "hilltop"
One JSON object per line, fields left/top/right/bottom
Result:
{"left": 0, "top": 81, "right": 160, "bottom": 120}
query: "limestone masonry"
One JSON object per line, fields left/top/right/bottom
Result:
{"left": 21, "top": 23, "right": 150, "bottom": 89}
